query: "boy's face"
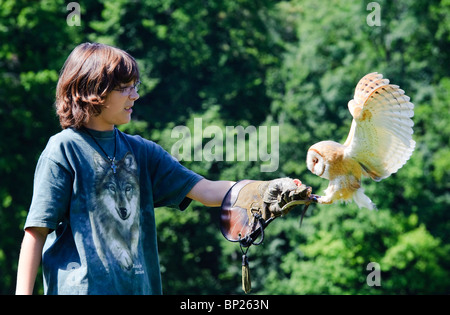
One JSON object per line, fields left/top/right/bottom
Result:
{"left": 86, "top": 81, "right": 139, "bottom": 131}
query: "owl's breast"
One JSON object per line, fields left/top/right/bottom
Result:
{"left": 327, "top": 155, "right": 363, "bottom": 180}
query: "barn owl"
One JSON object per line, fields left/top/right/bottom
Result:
{"left": 306, "top": 72, "right": 415, "bottom": 209}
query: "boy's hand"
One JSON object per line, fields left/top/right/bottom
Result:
{"left": 263, "top": 178, "right": 312, "bottom": 217}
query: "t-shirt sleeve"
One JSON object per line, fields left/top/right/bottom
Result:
{"left": 24, "top": 154, "right": 73, "bottom": 231}
{"left": 147, "top": 141, "right": 203, "bottom": 210}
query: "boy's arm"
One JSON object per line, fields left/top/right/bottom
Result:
{"left": 16, "top": 227, "right": 49, "bottom": 295}
{"left": 188, "top": 178, "right": 312, "bottom": 214}
{"left": 187, "top": 179, "right": 236, "bottom": 207}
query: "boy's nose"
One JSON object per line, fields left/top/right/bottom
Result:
{"left": 129, "top": 90, "right": 139, "bottom": 101}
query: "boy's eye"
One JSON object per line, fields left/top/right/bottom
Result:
{"left": 117, "top": 86, "right": 128, "bottom": 92}
{"left": 113, "top": 85, "right": 130, "bottom": 93}
{"left": 113, "top": 81, "right": 140, "bottom": 94}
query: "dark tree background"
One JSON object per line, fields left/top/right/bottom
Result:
{"left": 1, "top": 0, "right": 449, "bottom": 294}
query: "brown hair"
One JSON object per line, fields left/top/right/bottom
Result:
{"left": 55, "top": 42, "right": 140, "bottom": 129}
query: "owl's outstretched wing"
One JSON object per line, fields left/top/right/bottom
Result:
{"left": 343, "top": 72, "right": 415, "bottom": 181}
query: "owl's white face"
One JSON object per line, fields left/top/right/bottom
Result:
{"left": 306, "top": 146, "right": 329, "bottom": 179}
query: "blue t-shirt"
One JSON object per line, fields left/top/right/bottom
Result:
{"left": 24, "top": 127, "right": 203, "bottom": 294}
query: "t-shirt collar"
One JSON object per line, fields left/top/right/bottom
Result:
{"left": 80, "top": 127, "right": 116, "bottom": 139}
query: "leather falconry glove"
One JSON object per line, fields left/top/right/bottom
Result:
{"left": 220, "top": 177, "right": 313, "bottom": 246}
{"left": 220, "top": 177, "right": 316, "bottom": 293}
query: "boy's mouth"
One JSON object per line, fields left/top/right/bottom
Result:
{"left": 125, "top": 105, "right": 133, "bottom": 113}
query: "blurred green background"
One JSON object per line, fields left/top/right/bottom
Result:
{"left": 1, "top": 0, "right": 449, "bottom": 294}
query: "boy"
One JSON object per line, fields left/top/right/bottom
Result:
{"left": 16, "top": 43, "right": 307, "bottom": 294}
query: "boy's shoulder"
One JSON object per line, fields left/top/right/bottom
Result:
{"left": 44, "top": 128, "right": 84, "bottom": 150}
{"left": 35, "top": 128, "right": 82, "bottom": 162}
{"left": 118, "top": 131, "right": 176, "bottom": 163}
{"left": 45, "top": 128, "right": 167, "bottom": 159}
{"left": 49, "top": 127, "right": 78, "bottom": 141}
{"left": 118, "top": 130, "right": 162, "bottom": 152}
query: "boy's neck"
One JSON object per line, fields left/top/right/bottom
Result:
{"left": 83, "top": 119, "right": 115, "bottom": 132}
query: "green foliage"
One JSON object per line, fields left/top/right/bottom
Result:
{"left": 261, "top": 207, "right": 450, "bottom": 294}
{"left": 1, "top": 0, "right": 449, "bottom": 294}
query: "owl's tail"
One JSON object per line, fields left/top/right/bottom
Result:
{"left": 353, "top": 187, "right": 376, "bottom": 210}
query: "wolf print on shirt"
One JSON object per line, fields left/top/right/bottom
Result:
{"left": 90, "top": 151, "right": 141, "bottom": 272}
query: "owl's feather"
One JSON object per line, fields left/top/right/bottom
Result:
{"left": 306, "top": 72, "right": 415, "bottom": 209}
{"left": 343, "top": 72, "right": 415, "bottom": 181}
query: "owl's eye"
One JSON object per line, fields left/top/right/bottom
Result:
{"left": 312, "top": 157, "right": 318, "bottom": 164}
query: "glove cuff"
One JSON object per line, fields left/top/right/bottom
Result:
{"left": 220, "top": 180, "right": 268, "bottom": 242}
{"left": 220, "top": 178, "right": 314, "bottom": 243}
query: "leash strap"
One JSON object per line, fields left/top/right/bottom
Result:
{"left": 220, "top": 180, "right": 317, "bottom": 293}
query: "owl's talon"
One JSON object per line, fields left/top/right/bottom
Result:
{"left": 309, "top": 194, "right": 320, "bottom": 203}
{"left": 317, "top": 196, "right": 333, "bottom": 204}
